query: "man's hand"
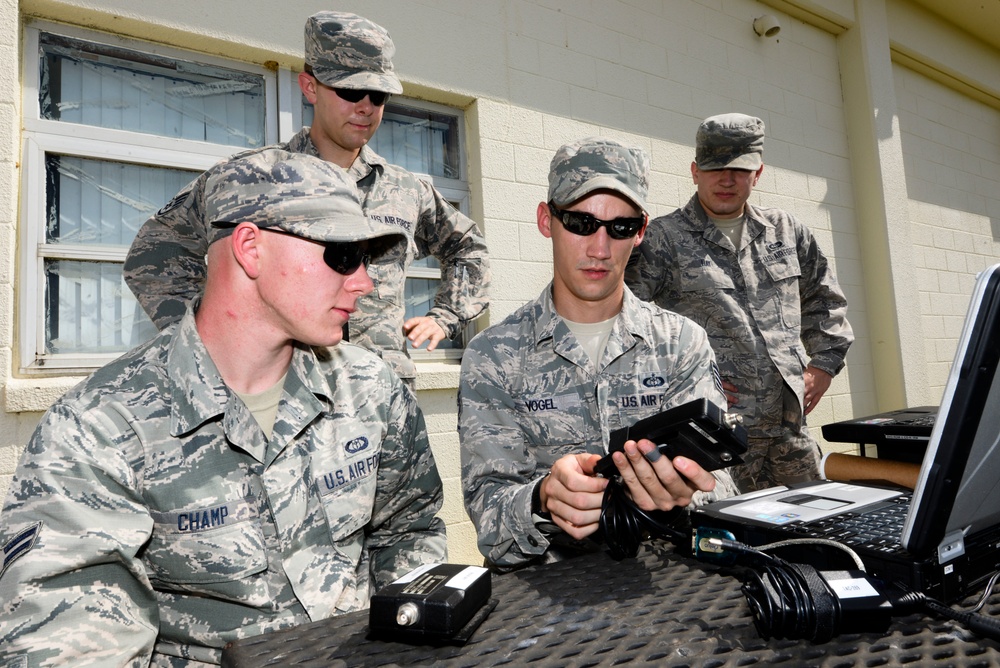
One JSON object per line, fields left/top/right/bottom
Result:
{"left": 402, "top": 316, "right": 447, "bottom": 351}
{"left": 537, "top": 454, "right": 609, "bottom": 540}
{"left": 803, "top": 365, "right": 833, "bottom": 415}
{"left": 610, "top": 438, "right": 717, "bottom": 512}
{"left": 721, "top": 379, "right": 739, "bottom": 408}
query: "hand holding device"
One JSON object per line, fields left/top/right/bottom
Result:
{"left": 595, "top": 398, "right": 748, "bottom": 477}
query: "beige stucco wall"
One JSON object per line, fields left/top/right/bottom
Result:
{"left": 0, "top": 0, "right": 998, "bottom": 567}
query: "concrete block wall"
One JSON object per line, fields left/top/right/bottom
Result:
{"left": 472, "top": 1, "right": 867, "bottom": 458}
{"left": 895, "top": 63, "right": 1000, "bottom": 403}
{"left": 0, "top": 0, "right": 47, "bottom": 501}
{"left": 413, "top": 387, "right": 481, "bottom": 566}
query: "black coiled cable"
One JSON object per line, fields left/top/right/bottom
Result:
{"left": 741, "top": 560, "right": 841, "bottom": 642}
{"left": 710, "top": 536, "right": 1000, "bottom": 643}
{"left": 599, "top": 477, "right": 687, "bottom": 560}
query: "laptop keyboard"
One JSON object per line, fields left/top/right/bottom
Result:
{"left": 782, "top": 494, "right": 913, "bottom": 555}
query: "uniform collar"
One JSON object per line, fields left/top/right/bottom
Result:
{"left": 347, "top": 144, "right": 385, "bottom": 183}
{"left": 292, "top": 128, "right": 386, "bottom": 183}
{"left": 288, "top": 127, "right": 321, "bottom": 157}
{"left": 532, "top": 283, "right": 644, "bottom": 352}
{"left": 165, "top": 309, "right": 230, "bottom": 437}
{"left": 680, "top": 194, "right": 773, "bottom": 240}
{"left": 617, "top": 287, "right": 650, "bottom": 345}
{"left": 165, "top": 305, "right": 331, "bottom": 441}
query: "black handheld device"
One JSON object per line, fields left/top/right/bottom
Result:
{"left": 368, "top": 563, "right": 496, "bottom": 645}
{"left": 595, "top": 398, "right": 747, "bottom": 476}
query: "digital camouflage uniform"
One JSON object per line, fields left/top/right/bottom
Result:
{"left": 459, "top": 286, "right": 739, "bottom": 569}
{"left": 0, "top": 309, "right": 446, "bottom": 667}
{"left": 123, "top": 11, "right": 490, "bottom": 385}
{"left": 625, "top": 194, "right": 854, "bottom": 491}
{"left": 124, "top": 132, "right": 489, "bottom": 385}
{"left": 0, "top": 148, "right": 447, "bottom": 666}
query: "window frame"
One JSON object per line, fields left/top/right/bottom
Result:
{"left": 381, "top": 97, "right": 475, "bottom": 361}
{"left": 19, "top": 22, "right": 479, "bottom": 375}
{"left": 18, "top": 21, "right": 278, "bottom": 374}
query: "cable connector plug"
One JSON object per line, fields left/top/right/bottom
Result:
{"left": 692, "top": 527, "right": 743, "bottom": 565}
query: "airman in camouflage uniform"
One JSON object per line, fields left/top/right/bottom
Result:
{"left": 460, "top": 138, "right": 738, "bottom": 570}
{"left": 123, "top": 11, "right": 490, "bottom": 387}
{"left": 0, "top": 149, "right": 446, "bottom": 666}
{"left": 625, "top": 114, "right": 854, "bottom": 492}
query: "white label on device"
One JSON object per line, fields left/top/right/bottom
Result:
{"left": 446, "top": 566, "right": 489, "bottom": 590}
{"left": 392, "top": 562, "right": 438, "bottom": 584}
{"left": 828, "top": 578, "right": 879, "bottom": 599}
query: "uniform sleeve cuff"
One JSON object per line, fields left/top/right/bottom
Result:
{"left": 808, "top": 356, "right": 844, "bottom": 377}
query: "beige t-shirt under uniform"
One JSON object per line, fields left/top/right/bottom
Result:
{"left": 235, "top": 374, "right": 287, "bottom": 440}
{"left": 563, "top": 315, "right": 618, "bottom": 367}
{"left": 709, "top": 213, "right": 745, "bottom": 251}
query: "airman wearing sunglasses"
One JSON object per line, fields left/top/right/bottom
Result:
{"left": 459, "top": 138, "right": 738, "bottom": 570}
{"left": 124, "top": 11, "right": 490, "bottom": 388}
{"left": 0, "top": 150, "right": 447, "bottom": 664}
{"left": 625, "top": 114, "right": 854, "bottom": 492}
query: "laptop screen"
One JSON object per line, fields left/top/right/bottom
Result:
{"left": 902, "top": 263, "right": 1000, "bottom": 559}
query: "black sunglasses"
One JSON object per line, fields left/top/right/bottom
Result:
{"left": 548, "top": 203, "right": 645, "bottom": 240}
{"left": 260, "top": 227, "right": 371, "bottom": 275}
{"left": 332, "top": 87, "right": 390, "bottom": 106}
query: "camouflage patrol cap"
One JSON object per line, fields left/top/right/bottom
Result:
{"left": 205, "top": 148, "right": 404, "bottom": 250}
{"left": 305, "top": 11, "right": 403, "bottom": 94}
{"left": 548, "top": 137, "right": 649, "bottom": 213}
{"left": 695, "top": 113, "right": 765, "bottom": 171}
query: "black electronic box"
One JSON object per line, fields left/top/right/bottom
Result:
{"left": 595, "top": 398, "right": 748, "bottom": 476}
{"left": 369, "top": 563, "right": 494, "bottom": 645}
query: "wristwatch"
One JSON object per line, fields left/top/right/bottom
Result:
{"left": 530, "top": 477, "right": 558, "bottom": 533}
{"left": 530, "top": 477, "right": 544, "bottom": 515}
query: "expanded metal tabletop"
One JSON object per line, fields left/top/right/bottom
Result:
{"left": 221, "top": 542, "right": 999, "bottom": 667}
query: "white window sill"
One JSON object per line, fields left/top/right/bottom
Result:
{"left": 412, "top": 362, "right": 461, "bottom": 391}
{"left": 5, "top": 362, "right": 462, "bottom": 413}
{"left": 5, "top": 376, "right": 80, "bottom": 413}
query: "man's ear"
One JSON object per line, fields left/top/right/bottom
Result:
{"left": 230, "top": 223, "right": 263, "bottom": 279}
{"left": 298, "top": 71, "right": 319, "bottom": 104}
{"left": 537, "top": 201, "right": 553, "bottom": 239}
{"left": 634, "top": 215, "right": 648, "bottom": 247}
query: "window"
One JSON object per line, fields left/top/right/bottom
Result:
{"left": 19, "top": 23, "right": 276, "bottom": 373}
{"left": 19, "top": 23, "right": 473, "bottom": 374}
{"left": 301, "top": 96, "right": 473, "bottom": 356}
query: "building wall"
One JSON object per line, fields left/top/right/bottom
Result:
{"left": 895, "top": 63, "right": 1000, "bottom": 402}
{"left": 0, "top": 0, "right": 998, "bottom": 567}
{"left": 0, "top": 0, "right": 38, "bottom": 505}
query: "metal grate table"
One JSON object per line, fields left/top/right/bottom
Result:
{"left": 222, "top": 541, "right": 999, "bottom": 667}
